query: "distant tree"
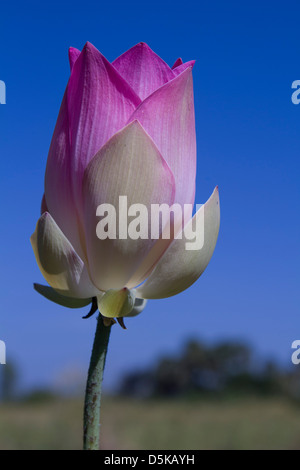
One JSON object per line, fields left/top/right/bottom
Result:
{"left": 210, "top": 342, "right": 252, "bottom": 377}
{"left": 120, "top": 371, "right": 155, "bottom": 398}
{"left": 153, "top": 357, "right": 190, "bottom": 396}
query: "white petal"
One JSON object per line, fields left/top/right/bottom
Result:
{"left": 30, "top": 213, "right": 100, "bottom": 298}
{"left": 126, "top": 297, "right": 148, "bottom": 317}
{"left": 135, "top": 187, "right": 220, "bottom": 299}
{"left": 82, "top": 120, "right": 175, "bottom": 291}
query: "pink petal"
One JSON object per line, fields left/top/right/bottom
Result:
{"left": 68, "top": 42, "right": 141, "bottom": 212}
{"left": 68, "top": 47, "right": 81, "bottom": 71}
{"left": 127, "top": 67, "right": 196, "bottom": 208}
{"left": 40, "top": 194, "right": 48, "bottom": 214}
{"left": 44, "top": 91, "right": 85, "bottom": 260}
{"left": 171, "top": 57, "right": 183, "bottom": 69}
{"left": 112, "top": 42, "right": 176, "bottom": 100}
{"left": 82, "top": 121, "right": 175, "bottom": 291}
{"left": 172, "top": 60, "right": 196, "bottom": 76}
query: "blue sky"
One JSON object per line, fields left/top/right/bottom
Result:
{"left": 0, "top": 0, "right": 299, "bottom": 391}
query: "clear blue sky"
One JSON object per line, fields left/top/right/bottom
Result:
{"left": 0, "top": 0, "right": 299, "bottom": 391}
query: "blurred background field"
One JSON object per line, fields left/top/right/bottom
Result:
{"left": 1, "top": 338, "right": 300, "bottom": 450}
{"left": 1, "top": 396, "right": 300, "bottom": 450}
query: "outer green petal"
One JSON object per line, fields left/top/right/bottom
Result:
{"left": 97, "top": 288, "right": 135, "bottom": 318}
{"left": 34, "top": 283, "right": 92, "bottom": 308}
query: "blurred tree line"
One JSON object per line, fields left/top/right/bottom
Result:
{"left": 1, "top": 339, "right": 300, "bottom": 402}
{"left": 119, "top": 339, "right": 300, "bottom": 400}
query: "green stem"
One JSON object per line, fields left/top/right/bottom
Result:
{"left": 83, "top": 314, "right": 112, "bottom": 450}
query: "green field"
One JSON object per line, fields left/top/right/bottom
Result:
{"left": 0, "top": 396, "right": 300, "bottom": 450}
